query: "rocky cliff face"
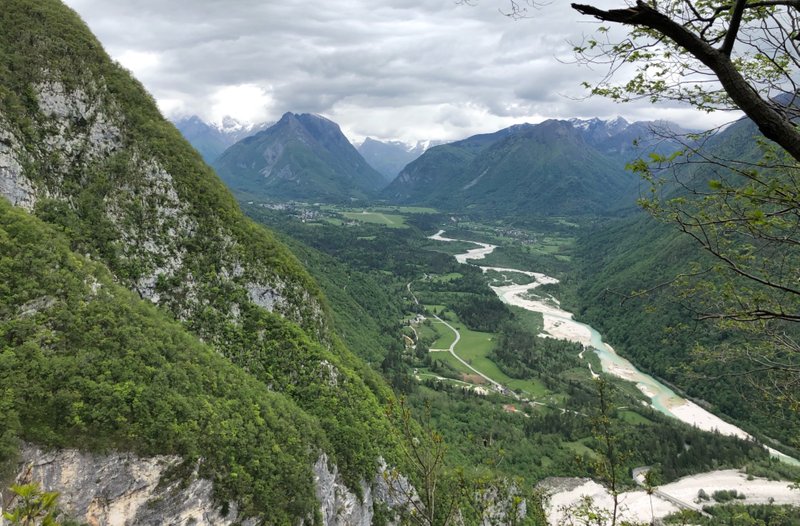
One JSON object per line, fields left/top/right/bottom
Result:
{"left": 0, "top": 116, "right": 35, "bottom": 210}
{"left": 11, "top": 445, "right": 255, "bottom": 526}
{"left": 7, "top": 447, "right": 413, "bottom": 526}
{"left": 314, "top": 455, "right": 415, "bottom": 526}
{"left": 0, "top": 78, "right": 326, "bottom": 339}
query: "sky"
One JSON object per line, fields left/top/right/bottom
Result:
{"left": 62, "top": 0, "right": 740, "bottom": 144}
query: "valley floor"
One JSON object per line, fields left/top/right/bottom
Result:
{"left": 545, "top": 469, "right": 800, "bottom": 525}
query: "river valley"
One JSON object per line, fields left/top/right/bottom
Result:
{"left": 429, "top": 229, "right": 800, "bottom": 524}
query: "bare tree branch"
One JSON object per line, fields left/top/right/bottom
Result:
{"left": 572, "top": 1, "right": 800, "bottom": 163}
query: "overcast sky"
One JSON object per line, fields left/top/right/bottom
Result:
{"left": 62, "top": 0, "right": 739, "bottom": 143}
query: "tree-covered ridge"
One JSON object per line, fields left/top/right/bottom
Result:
{"left": 0, "top": 0, "right": 324, "bottom": 337}
{"left": 0, "top": 0, "right": 404, "bottom": 500}
{"left": 564, "top": 114, "right": 800, "bottom": 452}
{"left": 381, "top": 119, "right": 649, "bottom": 217}
{"left": 570, "top": 210, "right": 800, "bottom": 452}
{"left": 0, "top": 198, "right": 324, "bottom": 521}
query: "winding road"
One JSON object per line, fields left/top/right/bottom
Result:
{"left": 407, "top": 281, "right": 508, "bottom": 395}
{"left": 430, "top": 311, "right": 504, "bottom": 391}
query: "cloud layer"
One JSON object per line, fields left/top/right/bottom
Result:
{"left": 63, "top": 0, "right": 739, "bottom": 142}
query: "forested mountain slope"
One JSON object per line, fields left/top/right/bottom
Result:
{"left": 382, "top": 119, "right": 679, "bottom": 216}
{"left": 0, "top": 199, "right": 326, "bottom": 521}
{"left": 0, "top": 1, "right": 406, "bottom": 522}
{"left": 214, "top": 112, "right": 386, "bottom": 202}
{"left": 569, "top": 117, "right": 800, "bottom": 450}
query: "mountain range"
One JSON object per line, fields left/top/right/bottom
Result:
{"left": 357, "top": 137, "right": 444, "bottom": 180}
{"left": 173, "top": 115, "right": 270, "bottom": 163}
{"left": 381, "top": 117, "right": 687, "bottom": 216}
{"left": 213, "top": 112, "right": 386, "bottom": 202}
{"left": 203, "top": 114, "right": 686, "bottom": 215}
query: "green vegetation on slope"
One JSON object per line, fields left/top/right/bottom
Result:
{"left": 246, "top": 206, "right": 784, "bottom": 497}
{"left": 214, "top": 112, "right": 385, "bottom": 203}
{"left": 0, "top": 199, "right": 323, "bottom": 520}
{"left": 570, "top": 212, "right": 800, "bottom": 452}
{"left": 0, "top": 0, "right": 404, "bottom": 504}
{"left": 382, "top": 120, "right": 640, "bottom": 217}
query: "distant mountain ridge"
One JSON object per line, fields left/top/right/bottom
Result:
{"left": 174, "top": 115, "right": 270, "bottom": 163}
{"left": 569, "top": 117, "right": 693, "bottom": 157}
{"left": 382, "top": 117, "right": 687, "bottom": 216}
{"left": 213, "top": 112, "right": 386, "bottom": 202}
{"left": 358, "top": 137, "right": 445, "bottom": 180}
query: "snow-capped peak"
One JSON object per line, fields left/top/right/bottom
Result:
{"left": 213, "top": 116, "right": 250, "bottom": 133}
{"left": 606, "top": 116, "right": 630, "bottom": 130}
{"left": 568, "top": 117, "right": 601, "bottom": 131}
{"left": 569, "top": 116, "right": 631, "bottom": 134}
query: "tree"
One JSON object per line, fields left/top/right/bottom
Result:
{"left": 565, "top": 0, "right": 800, "bottom": 316}
{"left": 570, "top": 1, "right": 800, "bottom": 160}
{"left": 561, "top": 1, "right": 800, "bottom": 416}
{"left": 384, "top": 397, "right": 464, "bottom": 526}
{"left": 3, "top": 483, "right": 62, "bottom": 526}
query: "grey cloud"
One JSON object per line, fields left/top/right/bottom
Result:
{"left": 63, "top": 0, "right": 729, "bottom": 142}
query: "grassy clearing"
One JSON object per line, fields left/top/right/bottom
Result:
{"left": 341, "top": 211, "right": 407, "bottom": 228}
{"left": 563, "top": 440, "right": 598, "bottom": 458}
{"left": 417, "top": 372, "right": 476, "bottom": 389}
{"left": 619, "top": 410, "right": 652, "bottom": 425}
{"left": 416, "top": 321, "right": 441, "bottom": 343}
{"left": 430, "top": 352, "right": 473, "bottom": 376}
{"left": 527, "top": 236, "right": 575, "bottom": 256}
{"left": 510, "top": 306, "right": 544, "bottom": 335}
{"left": 428, "top": 272, "right": 463, "bottom": 283}
{"left": 430, "top": 320, "right": 457, "bottom": 349}
{"left": 438, "top": 315, "right": 549, "bottom": 398}
{"left": 374, "top": 205, "right": 439, "bottom": 214}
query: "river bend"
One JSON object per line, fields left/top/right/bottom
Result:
{"left": 429, "top": 230, "right": 797, "bottom": 465}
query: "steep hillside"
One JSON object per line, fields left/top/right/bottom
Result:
{"left": 214, "top": 112, "right": 385, "bottom": 202}
{"left": 383, "top": 120, "right": 647, "bottom": 216}
{"left": 0, "top": 1, "right": 406, "bottom": 521}
{"left": 174, "top": 115, "right": 270, "bottom": 164}
{"left": 0, "top": 199, "right": 325, "bottom": 520}
{"left": 382, "top": 127, "right": 517, "bottom": 204}
{"left": 569, "top": 117, "right": 800, "bottom": 448}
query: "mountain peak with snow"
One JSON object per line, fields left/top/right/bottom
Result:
{"left": 569, "top": 116, "right": 630, "bottom": 134}
{"left": 174, "top": 115, "right": 271, "bottom": 163}
{"left": 357, "top": 137, "right": 447, "bottom": 180}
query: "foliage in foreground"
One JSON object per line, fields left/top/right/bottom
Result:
{"left": 665, "top": 504, "right": 800, "bottom": 526}
{"left": 3, "top": 483, "right": 62, "bottom": 526}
